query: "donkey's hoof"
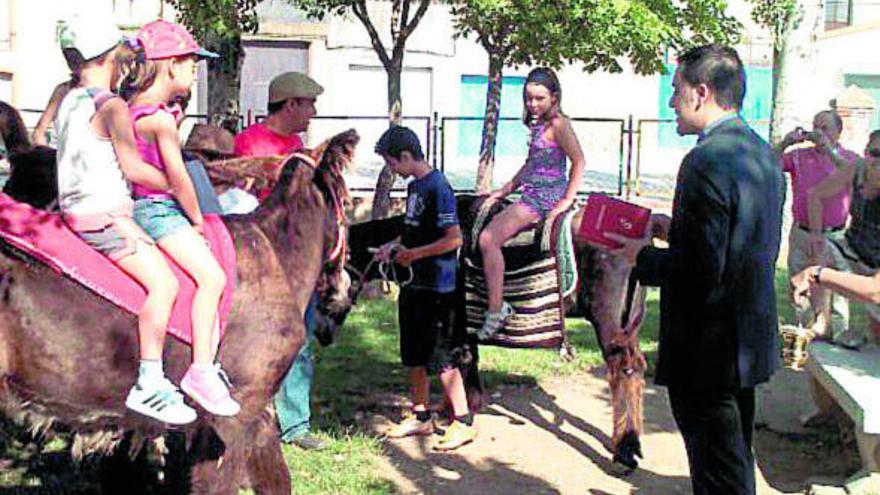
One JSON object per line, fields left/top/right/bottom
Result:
{"left": 612, "top": 452, "right": 638, "bottom": 475}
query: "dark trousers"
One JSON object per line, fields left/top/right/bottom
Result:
{"left": 668, "top": 386, "right": 756, "bottom": 495}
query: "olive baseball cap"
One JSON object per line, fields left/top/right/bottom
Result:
{"left": 268, "top": 72, "right": 324, "bottom": 103}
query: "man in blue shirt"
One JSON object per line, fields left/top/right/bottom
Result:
{"left": 374, "top": 125, "right": 475, "bottom": 451}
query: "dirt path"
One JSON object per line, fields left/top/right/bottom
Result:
{"left": 368, "top": 368, "right": 859, "bottom": 495}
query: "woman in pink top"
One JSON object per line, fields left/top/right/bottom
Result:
{"left": 124, "top": 20, "right": 239, "bottom": 417}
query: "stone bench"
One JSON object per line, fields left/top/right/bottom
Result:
{"left": 805, "top": 341, "right": 880, "bottom": 493}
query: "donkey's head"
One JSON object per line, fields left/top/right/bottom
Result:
{"left": 606, "top": 285, "right": 647, "bottom": 472}
{"left": 310, "top": 129, "right": 359, "bottom": 345}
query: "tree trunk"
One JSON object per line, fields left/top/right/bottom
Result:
{"left": 769, "top": 43, "right": 786, "bottom": 145}
{"left": 475, "top": 53, "right": 504, "bottom": 194}
{"left": 205, "top": 34, "right": 244, "bottom": 135}
{"left": 371, "top": 58, "right": 404, "bottom": 220}
{"left": 770, "top": 0, "right": 823, "bottom": 144}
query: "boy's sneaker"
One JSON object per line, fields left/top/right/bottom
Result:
{"left": 477, "top": 301, "right": 514, "bottom": 340}
{"left": 433, "top": 421, "right": 476, "bottom": 451}
{"left": 125, "top": 377, "right": 197, "bottom": 425}
{"left": 385, "top": 410, "right": 434, "bottom": 438}
{"left": 181, "top": 364, "right": 241, "bottom": 417}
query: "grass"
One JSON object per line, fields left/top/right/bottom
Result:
{"left": 0, "top": 267, "right": 871, "bottom": 494}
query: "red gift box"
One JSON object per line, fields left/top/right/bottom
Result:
{"left": 576, "top": 194, "right": 651, "bottom": 249}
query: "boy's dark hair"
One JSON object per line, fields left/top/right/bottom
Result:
{"left": 677, "top": 44, "right": 746, "bottom": 111}
{"left": 375, "top": 125, "right": 424, "bottom": 160}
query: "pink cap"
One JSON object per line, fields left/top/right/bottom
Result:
{"left": 137, "top": 20, "right": 217, "bottom": 60}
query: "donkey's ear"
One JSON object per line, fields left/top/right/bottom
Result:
{"left": 625, "top": 285, "right": 647, "bottom": 340}
{"left": 312, "top": 138, "right": 332, "bottom": 163}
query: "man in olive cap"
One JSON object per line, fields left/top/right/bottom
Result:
{"left": 233, "top": 71, "right": 328, "bottom": 451}
{"left": 233, "top": 71, "right": 323, "bottom": 159}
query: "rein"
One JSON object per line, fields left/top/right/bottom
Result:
{"left": 346, "top": 245, "right": 414, "bottom": 304}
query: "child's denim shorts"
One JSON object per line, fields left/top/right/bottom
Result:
{"left": 133, "top": 197, "right": 193, "bottom": 241}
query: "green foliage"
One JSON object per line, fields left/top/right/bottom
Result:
{"left": 749, "top": 0, "right": 800, "bottom": 48}
{"left": 167, "top": 0, "right": 260, "bottom": 39}
{"left": 168, "top": 0, "right": 259, "bottom": 72}
{"left": 452, "top": 0, "right": 742, "bottom": 76}
{"left": 285, "top": 0, "right": 360, "bottom": 20}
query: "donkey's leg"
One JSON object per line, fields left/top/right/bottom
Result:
{"left": 189, "top": 422, "right": 247, "bottom": 495}
{"left": 585, "top": 249, "right": 647, "bottom": 473}
{"left": 245, "top": 412, "right": 291, "bottom": 495}
{"left": 608, "top": 369, "right": 645, "bottom": 473}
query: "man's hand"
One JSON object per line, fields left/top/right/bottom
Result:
{"left": 393, "top": 248, "right": 417, "bottom": 267}
{"left": 806, "top": 233, "right": 826, "bottom": 262}
{"left": 604, "top": 229, "right": 653, "bottom": 267}
{"left": 650, "top": 213, "right": 671, "bottom": 241}
{"left": 790, "top": 266, "right": 818, "bottom": 310}
{"left": 808, "top": 130, "right": 831, "bottom": 151}
{"left": 782, "top": 128, "right": 809, "bottom": 148}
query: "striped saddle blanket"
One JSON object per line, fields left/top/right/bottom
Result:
{"left": 460, "top": 196, "right": 567, "bottom": 349}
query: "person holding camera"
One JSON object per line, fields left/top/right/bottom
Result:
{"left": 794, "top": 129, "right": 880, "bottom": 348}
{"left": 776, "top": 110, "right": 859, "bottom": 346}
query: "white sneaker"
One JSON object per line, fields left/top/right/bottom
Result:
{"left": 478, "top": 301, "right": 514, "bottom": 340}
{"left": 125, "top": 377, "right": 197, "bottom": 425}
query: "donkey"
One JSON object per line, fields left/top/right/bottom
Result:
{"left": 0, "top": 130, "right": 358, "bottom": 494}
{"left": 343, "top": 195, "right": 648, "bottom": 473}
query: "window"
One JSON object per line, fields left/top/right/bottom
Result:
{"left": 826, "top": 0, "right": 854, "bottom": 31}
{"left": 457, "top": 75, "right": 528, "bottom": 157}
{"left": 657, "top": 64, "right": 772, "bottom": 148}
{"left": 843, "top": 75, "right": 880, "bottom": 130}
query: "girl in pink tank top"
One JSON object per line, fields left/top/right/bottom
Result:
{"left": 124, "top": 20, "right": 239, "bottom": 417}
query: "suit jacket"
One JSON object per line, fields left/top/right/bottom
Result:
{"left": 635, "top": 116, "right": 785, "bottom": 390}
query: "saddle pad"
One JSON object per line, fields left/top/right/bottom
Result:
{"left": 463, "top": 256, "right": 564, "bottom": 348}
{"left": 460, "top": 196, "right": 566, "bottom": 349}
{"left": 0, "top": 193, "right": 236, "bottom": 345}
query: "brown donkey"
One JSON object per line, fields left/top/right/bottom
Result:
{"left": 344, "top": 200, "right": 649, "bottom": 474}
{"left": 0, "top": 129, "right": 358, "bottom": 494}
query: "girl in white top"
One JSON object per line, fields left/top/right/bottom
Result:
{"left": 55, "top": 15, "right": 197, "bottom": 425}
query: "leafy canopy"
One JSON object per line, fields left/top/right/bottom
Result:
{"left": 452, "top": 0, "right": 742, "bottom": 75}
{"left": 168, "top": 0, "right": 260, "bottom": 39}
{"left": 749, "top": 0, "right": 799, "bottom": 48}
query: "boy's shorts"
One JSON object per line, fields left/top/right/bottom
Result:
{"left": 398, "top": 286, "right": 462, "bottom": 375}
{"left": 133, "top": 197, "right": 193, "bottom": 241}
{"left": 76, "top": 216, "right": 154, "bottom": 261}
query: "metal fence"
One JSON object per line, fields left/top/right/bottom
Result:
{"left": 23, "top": 105, "right": 753, "bottom": 211}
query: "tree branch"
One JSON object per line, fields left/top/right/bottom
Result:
{"left": 400, "top": 0, "right": 430, "bottom": 43}
{"left": 400, "top": 0, "right": 410, "bottom": 37}
{"left": 353, "top": 0, "right": 391, "bottom": 69}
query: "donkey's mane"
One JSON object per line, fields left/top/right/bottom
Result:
{"left": 267, "top": 129, "right": 358, "bottom": 209}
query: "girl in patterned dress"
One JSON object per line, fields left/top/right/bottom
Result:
{"left": 477, "top": 68, "right": 586, "bottom": 338}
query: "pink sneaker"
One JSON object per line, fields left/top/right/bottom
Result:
{"left": 181, "top": 364, "right": 241, "bottom": 416}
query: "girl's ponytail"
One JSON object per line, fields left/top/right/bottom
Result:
{"left": 117, "top": 39, "right": 158, "bottom": 101}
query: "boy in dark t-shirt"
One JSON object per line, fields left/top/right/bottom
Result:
{"left": 374, "top": 125, "right": 475, "bottom": 451}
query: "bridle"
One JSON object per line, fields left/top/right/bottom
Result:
{"left": 290, "top": 151, "right": 347, "bottom": 273}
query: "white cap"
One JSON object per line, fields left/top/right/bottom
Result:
{"left": 58, "top": 14, "right": 123, "bottom": 62}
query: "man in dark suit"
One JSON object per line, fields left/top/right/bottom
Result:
{"left": 609, "top": 45, "right": 785, "bottom": 495}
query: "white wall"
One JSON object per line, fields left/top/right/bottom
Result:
{"left": 0, "top": 0, "right": 202, "bottom": 132}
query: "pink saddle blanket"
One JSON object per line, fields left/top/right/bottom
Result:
{"left": 0, "top": 193, "right": 236, "bottom": 345}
